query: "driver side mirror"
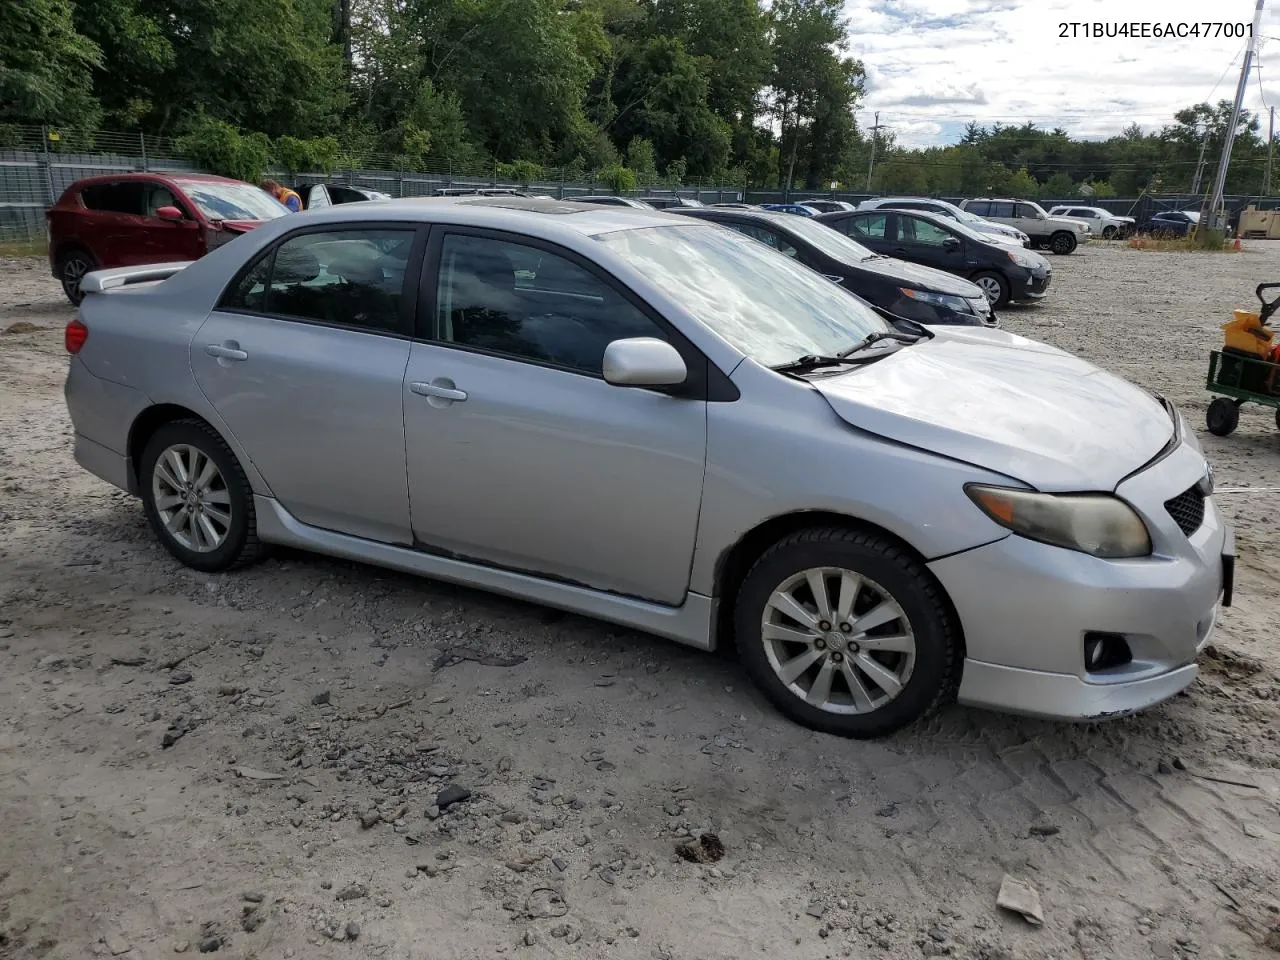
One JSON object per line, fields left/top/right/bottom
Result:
{"left": 156, "top": 205, "right": 184, "bottom": 221}
{"left": 603, "top": 337, "right": 687, "bottom": 389}
{"left": 942, "top": 236, "right": 961, "bottom": 252}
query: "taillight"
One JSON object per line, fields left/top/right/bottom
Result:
{"left": 65, "top": 317, "right": 88, "bottom": 354}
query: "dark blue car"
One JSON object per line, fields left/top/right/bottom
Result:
{"left": 1139, "top": 210, "right": 1199, "bottom": 237}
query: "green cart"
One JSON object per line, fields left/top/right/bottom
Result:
{"left": 1205, "top": 283, "right": 1280, "bottom": 436}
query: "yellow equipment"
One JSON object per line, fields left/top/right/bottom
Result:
{"left": 1222, "top": 306, "right": 1276, "bottom": 358}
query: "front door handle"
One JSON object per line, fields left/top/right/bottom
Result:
{"left": 411, "top": 380, "right": 468, "bottom": 402}
{"left": 205, "top": 342, "right": 248, "bottom": 361}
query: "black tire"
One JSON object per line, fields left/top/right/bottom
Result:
{"left": 57, "top": 248, "right": 96, "bottom": 305}
{"left": 138, "top": 419, "right": 264, "bottom": 572}
{"left": 733, "top": 527, "right": 959, "bottom": 739}
{"left": 971, "top": 270, "right": 1010, "bottom": 308}
{"left": 1102, "top": 225, "right": 1117, "bottom": 240}
{"left": 1206, "top": 397, "right": 1240, "bottom": 437}
{"left": 1049, "top": 231, "right": 1077, "bottom": 255}
{"left": 1274, "top": 406, "right": 1280, "bottom": 431}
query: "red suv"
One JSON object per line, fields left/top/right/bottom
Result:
{"left": 47, "top": 173, "right": 290, "bottom": 303}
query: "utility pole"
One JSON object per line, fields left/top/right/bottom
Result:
{"left": 865, "top": 112, "right": 883, "bottom": 192}
{"left": 1191, "top": 127, "right": 1210, "bottom": 195}
{"left": 1207, "top": 0, "right": 1267, "bottom": 229}
{"left": 1267, "top": 105, "right": 1276, "bottom": 195}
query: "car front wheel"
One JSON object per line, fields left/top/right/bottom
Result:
{"left": 734, "top": 527, "right": 959, "bottom": 738}
{"left": 1102, "top": 225, "right": 1117, "bottom": 240}
{"left": 971, "top": 270, "right": 1010, "bottom": 307}
{"left": 1050, "top": 231, "right": 1077, "bottom": 255}
{"left": 139, "top": 419, "right": 264, "bottom": 572}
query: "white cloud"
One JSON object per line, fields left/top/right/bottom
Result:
{"left": 843, "top": 0, "right": 1280, "bottom": 147}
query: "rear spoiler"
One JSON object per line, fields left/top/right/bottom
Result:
{"left": 80, "top": 261, "right": 192, "bottom": 294}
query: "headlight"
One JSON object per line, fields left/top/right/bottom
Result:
{"left": 899, "top": 288, "right": 969, "bottom": 312}
{"left": 965, "top": 484, "right": 1152, "bottom": 558}
{"left": 1006, "top": 249, "right": 1037, "bottom": 268}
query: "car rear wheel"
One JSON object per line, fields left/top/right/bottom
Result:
{"left": 1102, "top": 225, "right": 1117, "bottom": 240}
{"left": 733, "top": 527, "right": 959, "bottom": 738}
{"left": 139, "top": 419, "right": 264, "bottom": 572}
{"left": 1050, "top": 231, "right": 1077, "bottom": 255}
{"left": 1206, "top": 397, "right": 1240, "bottom": 437}
{"left": 57, "top": 249, "right": 96, "bottom": 305}
{"left": 971, "top": 271, "right": 1010, "bottom": 307}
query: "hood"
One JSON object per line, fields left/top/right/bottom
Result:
{"left": 853, "top": 255, "right": 985, "bottom": 299}
{"left": 809, "top": 326, "right": 1173, "bottom": 491}
{"left": 1048, "top": 216, "right": 1090, "bottom": 233}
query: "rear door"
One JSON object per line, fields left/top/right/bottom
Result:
{"left": 842, "top": 212, "right": 893, "bottom": 254}
{"left": 191, "top": 224, "right": 425, "bottom": 544}
{"left": 981, "top": 201, "right": 1017, "bottom": 229}
{"left": 77, "top": 181, "right": 149, "bottom": 267}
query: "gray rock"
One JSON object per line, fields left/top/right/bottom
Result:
{"left": 242, "top": 892, "right": 265, "bottom": 903}
{"left": 929, "top": 926, "right": 948, "bottom": 942}
{"left": 876, "top": 803, "right": 897, "bottom": 818}
{"left": 169, "top": 670, "right": 193, "bottom": 685}
{"left": 1157, "top": 760, "right": 1174, "bottom": 775}
{"left": 553, "top": 857, "right": 568, "bottom": 872}
{"left": 104, "top": 934, "right": 132, "bottom": 955}
{"left": 437, "top": 784, "right": 472, "bottom": 809}
{"left": 311, "top": 690, "right": 331, "bottom": 705}
{"left": 663, "top": 801, "right": 682, "bottom": 817}
{"left": 359, "top": 810, "right": 381, "bottom": 829}
{"left": 524, "top": 929, "right": 539, "bottom": 946}
{"left": 345, "top": 922, "right": 361, "bottom": 940}
{"left": 805, "top": 901, "right": 827, "bottom": 919}
{"left": 335, "top": 882, "right": 368, "bottom": 901}
{"left": 197, "top": 936, "right": 222, "bottom": 953}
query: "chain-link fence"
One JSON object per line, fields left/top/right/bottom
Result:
{"left": 0, "top": 124, "right": 749, "bottom": 242}
{"left": 3, "top": 124, "right": 1274, "bottom": 243}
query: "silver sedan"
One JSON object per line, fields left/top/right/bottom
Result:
{"left": 62, "top": 196, "right": 1232, "bottom": 737}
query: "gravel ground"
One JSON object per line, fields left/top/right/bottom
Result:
{"left": 1, "top": 243, "right": 1280, "bottom": 960}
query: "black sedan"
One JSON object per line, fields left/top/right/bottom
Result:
{"left": 675, "top": 207, "right": 995, "bottom": 326}
{"left": 815, "top": 208, "right": 1051, "bottom": 308}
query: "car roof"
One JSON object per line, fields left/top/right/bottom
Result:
{"left": 682, "top": 207, "right": 807, "bottom": 228}
{"left": 246, "top": 194, "right": 694, "bottom": 239}
{"left": 67, "top": 172, "right": 245, "bottom": 189}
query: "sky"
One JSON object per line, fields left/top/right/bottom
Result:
{"left": 843, "top": 0, "right": 1280, "bottom": 147}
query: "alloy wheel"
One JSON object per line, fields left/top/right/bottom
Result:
{"left": 61, "top": 256, "right": 90, "bottom": 301}
{"left": 151, "top": 443, "right": 233, "bottom": 553}
{"left": 976, "top": 275, "right": 1003, "bottom": 303}
{"left": 761, "top": 566, "right": 916, "bottom": 715}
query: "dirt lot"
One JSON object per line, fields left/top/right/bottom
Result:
{"left": 1, "top": 243, "right": 1279, "bottom": 960}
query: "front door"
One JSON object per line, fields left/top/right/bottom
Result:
{"left": 891, "top": 213, "right": 968, "bottom": 274}
{"left": 191, "top": 224, "right": 424, "bottom": 544}
{"left": 138, "top": 181, "right": 204, "bottom": 264}
{"left": 402, "top": 229, "right": 708, "bottom": 605}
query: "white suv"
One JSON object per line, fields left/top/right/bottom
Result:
{"left": 1048, "top": 205, "right": 1135, "bottom": 240}
{"left": 960, "top": 199, "right": 1091, "bottom": 255}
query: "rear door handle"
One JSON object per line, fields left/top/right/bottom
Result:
{"left": 411, "top": 380, "right": 468, "bottom": 402}
{"left": 205, "top": 342, "right": 248, "bottom": 361}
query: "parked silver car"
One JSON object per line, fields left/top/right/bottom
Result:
{"left": 63, "top": 197, "right": 1232, "bottom": 737}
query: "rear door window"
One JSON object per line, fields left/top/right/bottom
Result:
{"left": 966, "top": 201, "right": 990, "bottom": 216}
{"left": 79, "top": 182, "right": 146, "bottom": 216}
{"left": 989, "top": 202, "right": 1016, "bottom": 218}
{"left": 848, "top": 214, "right": 889, "bottom": 239}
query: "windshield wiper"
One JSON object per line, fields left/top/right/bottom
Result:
{"left": 771, "top": 331, "right": 923, "bottom": 374}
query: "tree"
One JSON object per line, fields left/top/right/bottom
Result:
{"left": 1, "top": 0, "right": 101, "bottom": 126}
{"left": 768, "top": 0, "right": 864, "bottom": 190}
{"left": 1041, "top": 171, "right": 1077, "bottom": 198}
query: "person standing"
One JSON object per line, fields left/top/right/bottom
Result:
{"left": 261, "top": 178, "right": 302, "bottom": 212}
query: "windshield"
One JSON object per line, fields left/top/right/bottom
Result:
{"left": 598, "top": 224, "right": 888, "bottom": 367}
{"left": 176, "top": 181, "right": 290, "bottom": 222}
{"left": 924, "top": 216, "right": 991, "bottom": 245}
{"left": 768, "top": 214, "right": 877, "bottom": 264}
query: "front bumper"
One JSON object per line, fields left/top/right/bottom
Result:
{"left": 1010, "top": 269, "right": 1051, "bottom": 301}
{"left": 929, "top": 441, "right": 1229, "bottom": 721}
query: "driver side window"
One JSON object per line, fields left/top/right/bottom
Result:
{"left": 432, "top": 234, "right": 667, "bottom": 376}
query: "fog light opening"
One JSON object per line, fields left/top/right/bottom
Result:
{"left": 1083, "top": 632, "right": 1133, "bottom": 672}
